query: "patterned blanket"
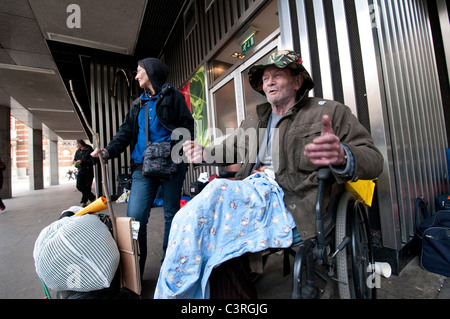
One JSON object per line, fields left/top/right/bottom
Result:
{"left": 154, "top": 172, "right": 296, "bottom": 299}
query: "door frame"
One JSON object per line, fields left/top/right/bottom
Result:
{"left": 208, "top": 33, "right": 280, "bottom": 143}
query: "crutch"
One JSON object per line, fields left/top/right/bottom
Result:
{"left": 69, "top": 80, "right": 117, "bottom": 242}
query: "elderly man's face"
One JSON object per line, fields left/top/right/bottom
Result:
{"left": 262, "top": 66, "right": 303, "bottom": 106}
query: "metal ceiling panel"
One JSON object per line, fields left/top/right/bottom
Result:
{"left": 0, "top": 0, "right": 86, "bottom": 141}
{"left": 0, "top": 0, "right": 186, "bottom": 142}
{"left": 29, "top": 0, "right": 148, "bottom": 56}
{"left": 134, "top": 0, "right": 188, "bottom": 59}
{"left": 0, "top": 68, "right": 84, "bottom": 139}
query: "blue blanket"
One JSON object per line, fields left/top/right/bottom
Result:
{"left": 154, "top": 172, "right": 296, "bottom": 299}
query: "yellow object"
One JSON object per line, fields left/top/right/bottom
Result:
{"left": 75, "top": 196, "right": 108, "bottom": 216}
{"left": 345, "top": 180, "right": 376, "bottom": 207}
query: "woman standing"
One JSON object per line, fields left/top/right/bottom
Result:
{"left": 0, "top": 158, "right": 6, "bottom": 211}
{"left": 91, "top": 57, "right": 194, "bottom": 277}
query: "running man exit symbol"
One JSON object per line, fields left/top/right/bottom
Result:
{"left": 242, "top": 34, "right": 255, "bottom": 54}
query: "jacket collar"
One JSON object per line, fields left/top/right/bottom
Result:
{"left": 137, "top": 83, "right": 172, "bottom": 109}
{"left": 159, "top": 83, "right": 171, "bottom": 97}
{"left": 256, "top": 102, "right": 273, "bottom": 122}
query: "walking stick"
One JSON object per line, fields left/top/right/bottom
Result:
{"left": 69, "top": 80, "right": 118, "bottom": 242}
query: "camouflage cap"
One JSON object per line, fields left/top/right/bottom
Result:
{"left": 248, "top": 50, "right": 314, "bottom": 95}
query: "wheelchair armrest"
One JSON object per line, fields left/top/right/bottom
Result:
{"left": 219, "top": 171, "right": 237, "bottom": 179}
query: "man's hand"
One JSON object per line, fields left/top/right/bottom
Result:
{"left": 182, "top": 140, "right": 204, "bottom": 164}
{"left": 304, "top": 115, "right": 346, "bottom": 166}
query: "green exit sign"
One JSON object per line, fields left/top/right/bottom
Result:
{"left": 241, "top": 34, "right": 255, "bottom": 54}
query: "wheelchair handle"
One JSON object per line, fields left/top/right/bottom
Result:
{"left": 315, "top": 168, "right": 332, "bottom": 247}
{"left": 317, "top": 167, "right": 332, "bottom": 181}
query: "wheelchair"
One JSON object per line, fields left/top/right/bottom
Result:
{"left": 253, "top": 168, "right": 376, "bottom": 299}
{"left": 192, "top": 166, "right": 377, "bottom": 299}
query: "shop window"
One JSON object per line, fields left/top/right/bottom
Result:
{"left": 213, "top": 79, "right": 237, "bottom": 134}
{"left": 208, "top": 0, "right": 279, "bottom": 83}
{"left": 211, "top": 60, "right": 233, "bottom": 82}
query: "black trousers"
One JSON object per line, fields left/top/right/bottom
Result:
{"left": 76, "top": 172, "right": 96, "bottom": 204}
{"left": 209, "top": 254, "right": 257, "bottom": 299}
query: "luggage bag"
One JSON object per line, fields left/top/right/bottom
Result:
{"left": 414, "top": 197, "right": 450, "bottom": 277}
{"left": 34, "top": 81, "right": 142, "bottom": 299}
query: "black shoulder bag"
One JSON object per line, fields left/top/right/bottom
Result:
{"left": 414, "top": 197, "right": 450, "bottom": 277}
{"left": 141, "top": 101, "right": 177, "bottom": 180}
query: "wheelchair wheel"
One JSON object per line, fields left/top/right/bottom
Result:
{"left": 335, "top": 191, "right": 376, "bottom": 299}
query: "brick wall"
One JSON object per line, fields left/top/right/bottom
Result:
{"left": 11, "top": 117, "right": 81, "bottom": 180}
{"left": 13, "top": 119, "right": 29, "bottom": 173}
{"left": 59, "top": 140, "right": 78, "bottom": 167}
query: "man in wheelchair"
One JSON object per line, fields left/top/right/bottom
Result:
{"left": 154, "top": 50, "right": 383, "bottom": 299}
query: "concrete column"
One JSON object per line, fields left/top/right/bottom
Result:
{"left": 49, "top": 139, "right": 59, "bottom": 186}
{"left": 28, "top": 127, "right": 44, "bottom": 190}
{"left": 0, "top": 105, "right": 11, "bottom": 199}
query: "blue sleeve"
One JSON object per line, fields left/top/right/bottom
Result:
{"left": 330, "top": 143, "right": 354, "bottom": 179}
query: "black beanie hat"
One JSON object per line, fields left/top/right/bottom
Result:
{"left": 138, "top": 58, "right": 169, "bottom": 94}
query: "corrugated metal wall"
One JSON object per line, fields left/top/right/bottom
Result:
{"left": 278, "top": 0, "right": 448, "bottom": 249}
{"left": 162, "top": 0, "right": 270, "bottom": 194}
{"left": 90, "top": 58, "right": 137, "bottom": 197}
{"left": 372, "top": 0, "right": 447, "bottom": 245}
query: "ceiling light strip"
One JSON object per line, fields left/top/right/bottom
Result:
{"left": 28, "top": 108, "right": 74, "bottom": 113}
{"left": 0, "top": 63, "right": 55, "bottom": 75}
{"left": 47, "top": 33, "right": 129, "bottom": 55}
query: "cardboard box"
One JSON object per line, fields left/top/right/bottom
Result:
{"left": 116, "top": 217, "right": 141, "bottom": 295}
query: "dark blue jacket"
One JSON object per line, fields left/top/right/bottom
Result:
{"left": 106, "top": 58, "right": 194, "bottom": 170}
{"left": 105, "top": 84, "right": 194, "bottom": 169}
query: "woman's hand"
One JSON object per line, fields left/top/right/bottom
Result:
{"left": 90, "top": 148, "right": 109, "bottom": 159}
{"left": 182, "top": 141, "right": 204, "bottom": 164}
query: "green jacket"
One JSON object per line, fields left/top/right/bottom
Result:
{"left": 205, "top": 92, "right": 384, "bottom": 240}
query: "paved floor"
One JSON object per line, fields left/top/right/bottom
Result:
{"left": 0, "top": 179, "right": 448, "bottom": 300}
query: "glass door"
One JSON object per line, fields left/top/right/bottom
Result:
{"left": 213, "top": 77, "right": 237, "bottom": 136}
{"left": 209, "top": 36, "right": 279, "bottom": 143}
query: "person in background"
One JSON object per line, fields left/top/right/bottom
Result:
{"left": 91, "top": 57, "right": 194, "bottom": 278}
{"left": 74, "top": 139, "right": 96, "bottom": 208}
{"left": 0, "top": 158, "right": 6, "bottom": 211}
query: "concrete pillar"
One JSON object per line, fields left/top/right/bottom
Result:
{"left": 0, "top": 105, "right": 11, "bottom": 199}
{"left": 28, "top": 127, "right": 44, "bottom": 190}
{"left": 49, "top": 139, "right": 59, "bottom": 186}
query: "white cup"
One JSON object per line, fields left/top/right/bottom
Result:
{"left": 375, "top": 262, "right": 392, "bottom": 278}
